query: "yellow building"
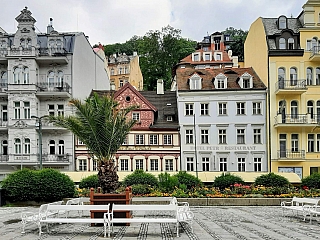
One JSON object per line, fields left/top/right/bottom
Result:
{"left": 107, "top": 52, "right": 143, "bottom": 91}
{"left": 245, "top": 0, "right": 320, "bottom": 178}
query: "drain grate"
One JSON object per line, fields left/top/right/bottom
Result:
{"left": 3, "top": 219, "right": 21, "bottom": 225}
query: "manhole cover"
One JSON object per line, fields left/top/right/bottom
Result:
{"left": 3, "top": 219, "right": 21, "bottom": 225}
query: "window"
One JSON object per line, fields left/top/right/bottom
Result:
{"left": 317, "top": 134, "right": 320, "bottom": 152}
{"left": 58, "top": 140, "right": 64, "bottom": 155}
{"left": 278, "top": 67, "right": 285, "bottom": 89}
{"left": 135, "top": 159, "right": 143, "bottom": 170}
{"left": 186, "top": 129, "right": 193, "bottom": 144}
{"left": 14, "top": 67, "right": 21, "bottom": 84}
{"left": 307, "top": 67, "right": 313, "bottom": 85}
{"left": 119, "top": 80, "right": 124, "bottom": 87}
{"left": 110, "top": 68, "right": 115, "bottom": 75}
{"left": 186, "top": 157, "right": 194, "bottom": 171}
{"left": 15, "top": 138, "right": 21, "bottom": 154}
{"left": 49, "top": 140, "right": 55, "bottom": 154}
{"left": 218, "top": 103, "right": 227, "bottom": 115}
{"left": 254, "top": 157, "right": 262, "bottom": 172}
{"left": 290, "top": 67, "right": 297, "bottom": 86}
{"left": 132, "top": 112, "right": 140, "bottom": 121}
{"left": 77, "top": 139, "right": 84, "bottom": 145}
{"left": 149, "top": 135, "right": 158, "bottom": 145}
{"left": 150, "top": 159, "right": 158, "bottom": 171}
{"left": 135, "top": 135, "right": 144, "bottom": 145}
{"left": 215, "top": 74, "right": 227, "bottom": 89}
{"left": 165, "top": 159, "right": 174, "bottom": 171}
{"left": 56, "top": 40, "right": 62, "bottom": 51}
{"left": 215, "top": 53, "right": 221, "bottom": 60}
{"left": 118, "top": 67, "right": 123, "bottom": 74}
{"left": 307, "top": 101, "right": 314, "bottom": 119}
{"left": 22, "top": 101, "right": 30, "bottom": 119}
{"left": 120, "top": 159, "right": 129, "bottom": 171}
{"left": 237, "top": 102, "right": 246, "bottom": 115}
{"left": 123, "top": 136, "right": 128, "bottom": 145}
{"left": 240, "top": 73, "right": 253, "bottom": 88}
{"left": 23, "top": 67, "right": 29, "bottom": 84}
{"left": 201, "top": 129, "right": 209, "bottom": 144}
{"left": 193, "top": 53, "right": 199, "bottom": 61}
{"left": 79, "top": 159, "right": 87, "bottom": 171}
{"left": 219, "top": 157, "right": 227, "bottom": 171}
{"left": 214, "top": 37, "right": 221, "bottom": 50}
{"left": 279, "top": 16, "right": 287, "bottom": 29}
{"left": 92, "top": 159, "right": 98, "bottom": 171}
{"left": 219, "top": 129, "right": 227, "bottom": 144}
{"left": 2, "top": 140, "right": 8, "bottom": 155}
{"left": 308, "top": 134, "right": 315, "bottom": 152}
{"left": 238, "top": 158, "right": 245, "bottom": 171}
{"left": 288, "top": 38, "right": 294, "bottom": 49}
{"left": 1, "top": 105, "right": 7, "bottom": 122}
{"left": 217, "top": 78, "right": 225, "bottom": 88}
{"left": 202, "top": 157, "right": 210, "bottom": 171}
{"left": 200, "top": 103, "right": 209, "bottom": 115}
{"left": 291, "top": 101, "right": 298, "bottom": 119}
{"left": 204, "top": 53, "right": 211, "bottom": 61}
{"left": 237, "top": 129, "right": 245, "bottom": 144}
{"left": 253, "top": 129, "right": 261, "bottom": 144}
{"left": 166, "top": 116, "right": 173, "bottom": 121}
{"left": 57, "top": 71, "right": 63, "bottom": 86}
{"left": 279, "top": 38, "right": 286, "bottom": 49}
{"left": 185, "top": 103, "right": 194, "bottom": 116}
{"left": 243, "top": 78, "right": 250, "bottom": 88}
{"left": 189, "top": 74, "right": 202, "bottom": 90}
{"left": 253, "top": 102, "right": 262, "bottom": 115}
{"left": 1, "top": 71, "right": 7, "bottom": 85}
{"left": 316, "top": 68, "right": 320, "bottom": 85}
{"left": 291, "top": 134, "right": 298, "bottom": 152}
{"left": 57, "top": 105, "right": 64, "bottom": 116}
{"left": 48, "top": 71, "right": 54, "bottom": 87}
{"left": 14, "top": 102, "right": 20, "bottom": 119}
{"left": 24, "top": 138, "right": 30, "bottom": 154}
{"left": 48, "top": 104, "right": 55, "bottom": 116}
{"left": 163, "top": 135, "right": 172, "bottom": 145}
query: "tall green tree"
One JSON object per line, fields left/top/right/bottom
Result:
{"left": 47, "top": 93, "right": 137, "bottom": 193}
{"left": 222, "top": 27, "right": 248, "bottom": 62}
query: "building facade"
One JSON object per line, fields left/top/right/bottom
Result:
{"left": 0, "top": 7, "right": 109, "bottom": 179}
{"left": 245, "top": 0, "right": 320, "bottom": 178}
{"left": 108, "top": 53, "right": 143, "bottom": 91}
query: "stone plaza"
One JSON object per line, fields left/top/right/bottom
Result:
{"left": 1, "top": 205, "right": 320, "bottom": 239}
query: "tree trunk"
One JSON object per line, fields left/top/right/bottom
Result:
{"left": 97, "top": 160, "right": 119, "bottom": 193}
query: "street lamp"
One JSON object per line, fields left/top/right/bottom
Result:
{"left": 31, "top": 115, "right": 47, "bottom": 170}
{"left": 193, "top": 114, "right": 198, "bottom": 179}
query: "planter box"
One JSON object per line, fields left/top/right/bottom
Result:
{"left": 90, "top": 187, "right": 132, "bottom": 225}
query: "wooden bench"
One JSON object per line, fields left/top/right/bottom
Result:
{"left": 281, "top": 197, "right": 319, "bottom": 220}
{"left": 21, "top": 200, "right": 63, "bottom": 234}
{"left": 39, "top": 204, "right": 110, "bottom": 237}
{"left": 105, "top": 203, "right": 178, "bottom": 238}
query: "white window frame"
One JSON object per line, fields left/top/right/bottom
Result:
{"left": 120, "top": 159, "right": 129, "bottom": 171}
{"left": 239, "top": 73, "right": 253, "bottom": 89}
{"left": 135, "top": 134, "right": 144, "bottom": 145}
{"left": 237, "top": 157, "right": 246, "bottom": 172}
{"left": 202, "top": 157, "right": 210, "bottom": 171}
{"left": 201, "top": 129, "right": 209, "bottom": 144}
{"left": 253, "top": 102, "right": 262, "bottom": 115}
{"left": 237, "top": 102, "right": 246, "bottom": 115}
{"left": 200, "top": 103, "right": 209, "bottom": 116}
{"left": 79, "top": 159, "right": 87, "bottom": 171}
{"left": 253, "top": 128, "right": 262, "bottom": 144}
{"left": 219, "top": 157, "right": 227, "bottom": 171}
{"left": 186, "top": 129, "right": 193, "bottom": 144}
{"left": 165, "top": 159, "right": 174, "bottom": 171}
{"left": 218, "top": 129, "right": 227, "bottom": 144}
{"left": 186, "top": 157, "right": 194, "bottom": 171}
{"left": 254, "top": 157, "right": 262, "bottom": 172}
{"left": 132, "top": 112, "right": 140, "bottom": 121}
{"left": 23, "top": 101, "right": 30, "bottom": 119}
{"left": 189, "top": 73, "right": 202, "bottom": 90}
{"left": 214, "top": 73, "right": 227, "bottom": 89}
{"left": 150, "top": 159, "right": 159, "bottom": 171}
{"left": 149, "top": 134, "right": 158, "bottom": 145}
{"left": 185, "top": 103, "right": 194, "bottom": 116}
{"left": 163, "top": 134, "right": 172, "bottom": 145}
{"left": 135, "top": 159, "right": 144, "bottom": 170}
{"left": 237, "top": 128, "right": 246, "bottom": 144}
{"left": 218, "top": 102, "right": 227, "bottom": 115}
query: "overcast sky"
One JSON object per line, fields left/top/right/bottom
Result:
{"left": 0, "top": 0, "right": 307, "bottom": 46}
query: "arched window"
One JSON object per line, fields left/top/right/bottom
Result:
{"left": 49, "top": 40, "right": 55, "bottom": 54}
{"left": 317, "top": 100, "right": 320, "bottom": 122}
{"left": 110, "top": 68, "right": 114, "bottom": 76}
{"left": 288, "top": 38, "right": 294, "bottom": 49}
{"left": 278, "top": 67, "right": 285, "bottom": 89}
{"left": 57, "top": 71, "right": 63, "bottom": 86}
{"left": 23, "top": 67, "right": 29, "bottom": 84}
{"left": 49, "top": 140, "right": 55, "bottom": 154}
{"left": 48, "top": 71, "right": 54, "bottom": 88}
{"left": 316, "top": 68, "right": 320, "bottom": 85}
{"left": 0, "top": 40, "right": 7, "bottom": 49}
{"left": 2, "top": 140, "right": 8, "bottom": 155}
{"left": 279, "top": 38, "right": 286, "bottom": 49}
{"left": 312, "top": 37, "right": 318, "bottom": 51}
{"left": 20, "top": 38, "right": 25, "bottom": 48}
{"left": 1, "top": 71, "right": 7, "bottom": 84}
{"left": 279, "top": 16, "right": 287, "bottom": 29}
{"left": 307, "top": 100, "right": 314, "bottom": 119}
{"left": 26, "top": 38, "right": 31, "bottom": 49}
{"left": 279, "top": 100, "right": 286, "bottom": 123}
{"left": 14, "top": 67, "right": 21, "bottom": 84}
{"left": 291, "top": 101, "right": 298, "bottom": 119}
{"left": 15, "top": 138, "right": 21, "bottom": 154}
{"left": 290, "top": 67, "right": 297, "bottom": 86}
{"left": 24, "top": 138, "right": 30, "bottom": 154}
{"left": 56, "top": 40, "right": 62, "bottom": 51}
{"left": 58, "top": 140, "right": 64, "bottom": 155}
{"left": 307, "top": 67, "right": 313, "bottom": 85}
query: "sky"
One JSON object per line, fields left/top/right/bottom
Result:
{"left": 0, "top": 0, "right": 307, "bottom": 46}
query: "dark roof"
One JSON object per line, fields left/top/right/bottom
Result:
{"left": 261, "top": 18, "right": 302, "bottom": 35}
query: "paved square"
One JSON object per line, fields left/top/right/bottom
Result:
{"left": 1, "top": 206, "right": 320, "bottom": 239}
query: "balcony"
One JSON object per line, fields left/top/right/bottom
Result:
{"left": 7, "top": 46, "right": 37, "bottom": 58}
{"left": 274, "top": 114, "right": 320, "bottom": 127}
{"left": 310, "top": 46, "right": 320, "bottom": 61}
{"left": 36, "top": 48, "right": 69, "bottom": 64}
{"left": 0, "top": 119, "right": 8, "bottom": 129}
{"left": 42, "top": 153, "right": 71, "bottom": 163}
{"left": 275, "top": 80, "right": 307, "bottom": 94}
{"left": 36, "top": 82, "right": 71, "bottom": 98}
{"left": 277, "top": 150, "right": 305, "bottom": 160}
{"left": 0, "top": 155, "right": 8, "bottom": 162}
{"left": 0, "top": 82, "right": 8, "bottom": 93}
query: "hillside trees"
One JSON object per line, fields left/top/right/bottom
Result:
{"left": 222, "top": 27, "right": 248, "bottom": 61}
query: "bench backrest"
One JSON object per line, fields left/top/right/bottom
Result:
{"left": 45, "top": 203, "right": 110, "bottom": 217}
{"left": 111, "top": 203, "right": 177, "bottom": 217}
{"left": 292, "top": 197, "right": 319, "bottom": 206}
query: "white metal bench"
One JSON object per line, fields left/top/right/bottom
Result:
{"left": 21, "top": 200, "right": 63, "bottom": 234}
{"left": 105, "top": 203, "right": 178, "bottom": 238}
{"left": 39, "top": 203, "right": 110, "bottom": 237}
{"left": 281, "top": 197, "right": 319, "bottom": 220}
{"left": 170, "top": 197, "right": 194, "bottom": 231}
{"left": 302, "top": 204, "right": 320, "bottom": 223}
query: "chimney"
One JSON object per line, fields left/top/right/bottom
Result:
{"left": 133, "top": 51, "right": 137, "bottom": 56}
{"left": 47, "top": 18, "right": 54, "bottom": 34}
{"left": 157, "top": 79, "right": 164, "bottom": 95}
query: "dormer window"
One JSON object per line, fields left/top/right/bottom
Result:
{"left": 279, "top": 38, "right": 286, "bottom": 49}
{"left": 189, "top": 73, "right": 202, "bottom": 90}
{"left": 192, "top": 53, "right": 200, "bottom": 61}
{"left": 239, "top": 72, "right": 253, "bottom": 89}
{"left": 214, "top": 52, "right": 222, "bottom": 61}
{"left": 278, "top": 16, "right": 287, "bottom": 29}
{"left": 214, "top": 73, "right": 227, "bottom": 89}
{"left": 167, "top": 116, "right": 173, "bottom": 122}
{"left": 288, "top": 38, "right": 294, "bottom": 49}
{"left": 203, "top": 52, "right": 212, "bottom": 61}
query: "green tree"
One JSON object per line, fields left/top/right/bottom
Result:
{"left": 222, "top": 27, "right": 248, "bottom": 61}
{"left": 47, "top": 93, "right": 137, "bottom": 193}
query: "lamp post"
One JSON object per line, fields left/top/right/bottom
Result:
{"left": 31, "top": 115, "right": 46, "bottom": 170}
{"left": 193, "top": 114, "right": 198, "bottom": 179}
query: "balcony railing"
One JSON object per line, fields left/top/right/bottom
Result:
{"left": 0, "top": 82, "right": 8, "bottom": 92}
{"left": 0, "top": 155, "right": 8, "bottom": 162}
{"left": 0, "top": 119, "right": 8, "bottom": 127}
{"left": 311, "top": 46, "right": 320, "bottom": 58}
{"left": 274, "top": 114, "right": 320, "bottom": 125}
{"left": 277, "top": 150, "right": 305, "bottom": 159}
{"left": 36, "top": 82, "right": 71, "bottom": 93}
{"left": 38, "top": 48, "right": 68, "bottom": 57}
{"left": 275, "top": 79, "right": 306, "bottom": 91}
{"left": 42, "top": 153, "right": 71, "bottom": 162}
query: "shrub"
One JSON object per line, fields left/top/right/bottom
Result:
{"left": 174, "top": 171, "right": 203, "bottom": 189}
{"left": 122, "top": 170, "right": 158, "bottom": 187}
{"left": 254, "top": 172, "right": 290, "bottom": 187}
{"left": 79, "top": 174, "right": 99, "bottom": 189}
{"left": 301, "top": 173, "right": 320, "bottom": 189}
{"left": 2, "top": 168, "right": 75, "bottom": 202}
{"left": 213, "top": 173, "right": 244, "bottom": 190}
{"left": 158, "top": 172, "right": 179, "bottom": 192}
{"left": 131, "top": 184, "right": 152, "bottom": 195}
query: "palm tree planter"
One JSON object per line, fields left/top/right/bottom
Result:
{"left": 47, "top": 93, "right": 137, "bottom": 222}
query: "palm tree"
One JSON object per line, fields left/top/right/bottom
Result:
{"left": 47, "top": 92, "right": 137, "bottom": 193}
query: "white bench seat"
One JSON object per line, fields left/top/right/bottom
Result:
{"left": 281, "top": 197, "right": 319, "bottom": 220}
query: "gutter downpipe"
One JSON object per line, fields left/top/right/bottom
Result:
{"left": 267, "top": 48, "right": 271, "bottom": 173}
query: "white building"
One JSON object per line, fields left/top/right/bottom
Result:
{"left": 0, "top": 7, "right": 109, "bottom": 178}
{"left": 175, "top": 66, "right": 268, "bottom": 176}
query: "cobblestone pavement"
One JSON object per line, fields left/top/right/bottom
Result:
{"left": 1, "top": 206, "right": 320, "bottom": 239}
